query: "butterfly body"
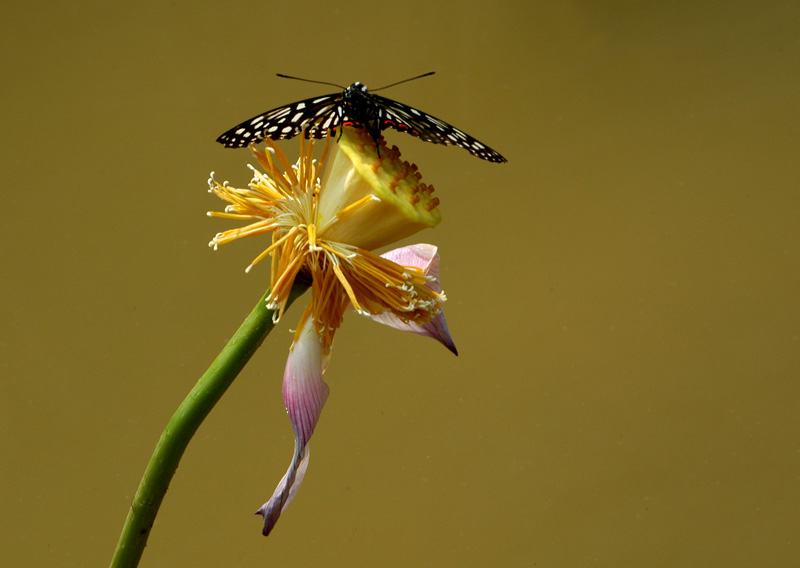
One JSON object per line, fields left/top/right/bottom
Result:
{"left": 216, "top": 78, "right": 507, "bottom": 163}
{"left": 339, "top": 82, "right": 383, "bottom": 145}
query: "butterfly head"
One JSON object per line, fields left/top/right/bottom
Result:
{"left": 345, "top": 82, "right": 369, "bottom": 98}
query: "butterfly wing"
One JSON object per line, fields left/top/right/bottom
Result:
{"left": 371, "top": 94, "right": 507, "bottom": 163}
{"left": 216, "top": 93, "right": 343, "bottom": 148}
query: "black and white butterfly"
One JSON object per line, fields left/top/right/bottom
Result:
{"left": 216, "top": 72, "right": 507, "bottom": 163}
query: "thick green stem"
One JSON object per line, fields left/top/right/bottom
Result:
{"left": 109, "top": 281, "right": 309, "bottom": 568}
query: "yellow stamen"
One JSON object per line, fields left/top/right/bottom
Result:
{"left": 330, "top": 260, "right": 363, "bottom": 313}
{"left": 334, "top": 194, "right": 380, "bottom": 222}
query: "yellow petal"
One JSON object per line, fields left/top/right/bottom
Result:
{"left": 317, "top": 127, "right": 441, "bottom": 251}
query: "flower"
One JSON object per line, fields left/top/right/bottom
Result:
{"left": 208, "top": 127, "right": 457, "bottom": 535}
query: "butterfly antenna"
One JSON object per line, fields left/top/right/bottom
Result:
{"left": 372, "top": 71, "right": 436, "bottom": 92}
{"left": 276, "top": 73, "right": 346, "bottom": 89}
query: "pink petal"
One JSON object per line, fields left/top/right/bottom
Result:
{"left": 368, "top": 244, "right": 458, "bottom": 355}
{"left": 256, "top": 308, "right": 329, "bottom": 536}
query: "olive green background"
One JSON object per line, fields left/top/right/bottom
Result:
{"left": 2, "top": 1, "right": 799, "bottom": 566}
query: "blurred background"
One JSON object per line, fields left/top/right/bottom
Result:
{"left": 2, "top": 1, "right": 799, "bottom": 566}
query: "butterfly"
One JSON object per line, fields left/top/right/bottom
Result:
{"left": 216, "top": 72, "right": 507, "bottom": 163}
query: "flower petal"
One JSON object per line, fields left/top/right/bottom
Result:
{"left": 365, "top": 244, "right": 457, "bottom": 355}
{"left": 255, "top": 441, "right": 310, "bottom": 536}
{"left": 317, "top": 127, "right": 441, "bottom": 251}
{"left": 256, "top": 306, "right": 329, "bottom": 536}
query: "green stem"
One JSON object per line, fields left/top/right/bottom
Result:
{"left": 109, "top": 281, "right": 309, "bottom": 568}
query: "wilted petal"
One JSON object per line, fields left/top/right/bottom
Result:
{"left": 256, "top": 307, "right": 329, "bottom": 536}
{"left": 366, "top": 244, "right": 457, "bottom": 355}
{"left": 255, "top": 442, "right": 310, "bottom": 536}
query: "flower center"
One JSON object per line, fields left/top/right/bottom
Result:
{"left": 208, "top": 127, "right": 446, "bottom": 347}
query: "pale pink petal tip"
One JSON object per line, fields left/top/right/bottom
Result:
{"left": 368, "top": 309, "right": 458, "bottom": 355}
{"left": 369, "top": 244, "right": 458, "bottom": 355}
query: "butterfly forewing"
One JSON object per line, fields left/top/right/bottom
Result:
{"left": 371, "top": 94, "right": 506, "bottom": 163}
{"left": 215, "top": 93, "right": 341, "bottom": 147}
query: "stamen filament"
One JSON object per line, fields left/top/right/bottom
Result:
{"left": 265, "top": 139, "right": 299, "bottom": 188}
{"left": 330, "top": 261, "right": 363, "bottom": 313}
{"left": 336, "top": 195, "right": 381, "bottom": 220}
{"left": 248, "top": 226, "right": 299, "bottom": 269}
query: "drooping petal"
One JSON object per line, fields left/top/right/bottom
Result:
{"left": 282, "top": 310, "right": 330, "bottom": 448}
{"left": 256, "top": 306, "right": 329, "bottom": 536}
{"left": 365, "top": 244, "right": 457, "bottom": 355}
{"left": 255, "top": 441, "right": 310, "bottom": 536}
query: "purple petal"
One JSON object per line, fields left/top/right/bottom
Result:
{"left": 255, "top": 442, "right": 310, "bottom": 536}
{"left": 369, "top": 244, "right": 458, "bottom": 355}
{"left": 256, "top": 309, "right": 329, "bottom": 536}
